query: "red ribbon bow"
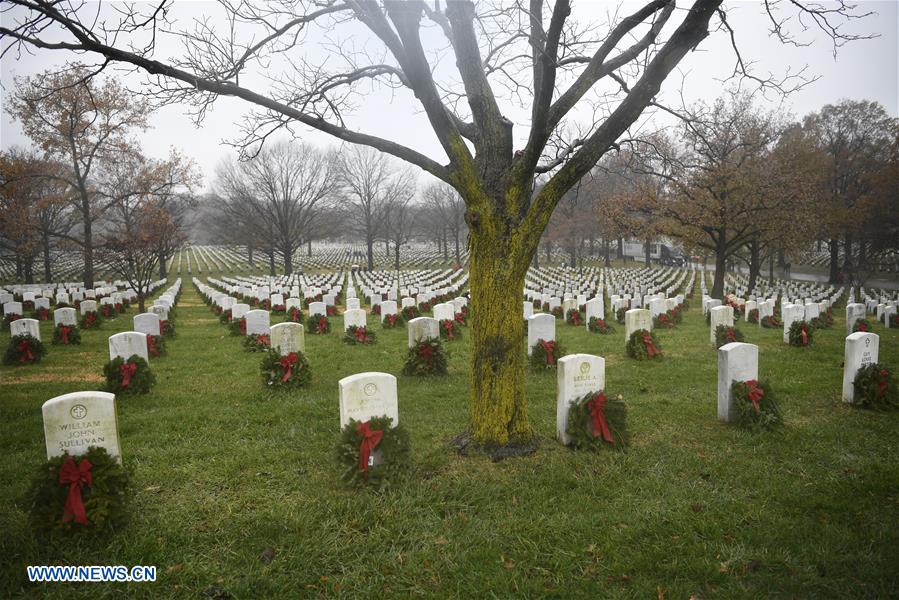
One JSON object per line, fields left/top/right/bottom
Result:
{"left": 454, "top": 313, "right": 465, "bottom": 325}
{"left": 878, "top": 370, "right": 889, "bottom": 398}
{"left": 257, "top": 334, "right": 270, "bottom": 347}
{"left": 745, "top": 379, "right": 765, "bottom": 414}
{"left": 147, "top": 335, "right": 158, "bottom": 356}
{"left": 587, "top": 392, "right": 614, "bottom": 443}
{"left": 59, "top": 456, "right": 93, "bottom": 525}
{"left": 642, "top": 333, "right": 659, "bottom": 358}
{"left": 279, "top": 352, "right": 298, "bottom": 382}
{"left": 419, "top": 343, "right": 434, "bottom": 360}
{"left": 357, "top": 421, "right": 384, "bottom": 476}
{"left": 316, "top": 317, "right": 327, "bottom": 333}
{"left": 571, "top": 312, "right": 582, "bottom": 325}
{"left": 119, "top": 361, "right": 137, "bottom": 388}
{"left": 726, "top": 328, "right": 737, "bottom": 342}
{"left": 85, "top": 313, "right": 95, "bottom": 326}
{"left": 239, "top": 319, "right": 247, "bottom": 335}
{"left": 442, "top": 320, "right": 455, "bottom": 339}
{"left": 857, "top": 321, "right": 867, "bottom": 332}
{"left": 354, "top": 327, "right": 368, "bottom": 342}
{"left": 539, "top": 340, "right": 556, "bottom": 365}
{"left": 17, "top": 340, "right": 34, "bottom": 363}
{"left": 800, "top": 325, "right": 808, "bottom": 346}
{"left": 60, "top": 325, "right": 71, "bottom": 344}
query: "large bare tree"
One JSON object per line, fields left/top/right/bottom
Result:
{"left": 0, "top": 0, "right": 870, "bottom": 448}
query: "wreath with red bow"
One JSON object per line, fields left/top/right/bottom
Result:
{"left": 852, "top": 364, "right": 897, "bottom": 410}
{"left": 851, "top": 318, "right": 871, "bottom": 333}
{"left": 371, "top": 304, "right": 381, "bottom": 316}
{"left": 229, "top": 316, "right": 245, "bottom": 336}
{"left": 418, "top": 301, "right": 431, "bottom": 314}
{"left": 335, "top": 416, "right": 411, "bottom": 489}
{"left": 626, "top": 329, "right": 662, "bottom": 360}
{"left": 160, "top": 319, "right": 175, "bottom": 337}
{"left": 34, "top": 307, "right": 51, "bottom": 321}
{"left": 382, "top": 313, "right": 404, "bottom": 329}
{"left": 530, "top": 338, "right": 564, "bottom": 369}
{"left": 565, "top": 309, "right": 583, "bottom": 326}
{"left": 788, "top": 320, "right": 814, "bottom": 347}
{"left": 730, "top": 379, "right": 781, "bottom": 431}
{"left": 588, "top": 317, "right": 613, "bottom": 334}
{"left": 146, "top": 334, "right": 166, "bottom": 358}
{"left": 453, "top": 311, "right": 467, "bottom": 326}
{"left": 615, "top": 307, "right": 627, "bottom": 324}
{"left": 243, "top": 333, "right": 272, "bottom": 352}
{"left": 218, "top": 309, "right": 232, "bottom": 324}
{"left": 52, "top": 323, "right": 81, "bottom": 345}
{"left": 79, "top": 311, "right": 101, "bottom": 329}
{"left": 439, "top": 319, "right": 462, "bottom": 341}
{"left": 747, "top": 308, "right": 759, "bottom": 324}
{"left": 565, "top": 390, "right": 628, "bottom": 450}
{"left": 103, "top": 355, "right": 155, "bottom": 395}
{"left": 261, "top": 349, "right": 312, "bottom": 388}
{"left": 714, "top": 324, "right": 745, "bottom": 349}
{"left": 306, "top": 314, "right": 331, "bottom": 335}
{"left": 286, "top": 306, "right": 303, "bottom": 323}
{"left": 653, "top": 311, "right": 677, "bottom": 329}
{"left": 343, "top": 325, "right": 376, "bottom": 345}
{"left": 761, "top": 315, "right": 782, "bottom": 328}
{"left": 4, "top": 333, "right": 47, "bottom": 365}
{"left": 402, "top": 338, "right": 448, "bottom": 376}
{"left": 100, "top": 304, "right": 117, "bottom": 319}
{"left": 271, "top": 303, "right": 286, "bottom": 314}
{"left": 27, "top": 446, "right": 130, "bottom": 535}
{"left": 550, "top": 306, "right": 564, "bottom": 319}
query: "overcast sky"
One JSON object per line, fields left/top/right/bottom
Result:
{"left": 1, "top": 0, "right": 896, "bottom": 192}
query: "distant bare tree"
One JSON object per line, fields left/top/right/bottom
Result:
{"left": 425, "top": 183, "right": 467, "bottom": 266}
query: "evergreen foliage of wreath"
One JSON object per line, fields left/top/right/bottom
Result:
{"left": 52, "top": 323, "right": 81, "bottom": 345}
{"left": 453, "top": 312, "right": 467, "bottom": 326}
{"left": 788, "top": 320, "right": 814, "bottom": 347}
{"left": 529, "top": 339, "right": 563, "bottom": 369}
{"left": 229, "top": 317, "right": 245, "bottom": 336}
{"left": 402, "top": 338, "right": 448, "bottom": 376}
{"left": 160, "top": 319, "right": 175, "bottom": 337}
{"left": 714, "top": 324, "right": 745, "bottom": 349}
{"left": 243, "top": 333, "right": 271, "bottom": 352}
{"left": 2, "top": 312, "right": 22, "bottom": 327}
{"left": 307, "top": 314, "right": 331, "bottom": 335}
{"left": 852, "top": 318, "right": 872, "bottom": 333}
{"left": 218, "top": 309, "right": 232, "bottom": 324}
{"left": 653, "top": 312, "right": 676, "bottom": 329}
{"left": 99, "top": 304, "right": 117, "bottom": 319}
{"left": 79, "top": 311, "right": 101, "bottom": 329}
{"left": 852, "top": 364, "right": 898, "bottom": 410}
{"left": 810, "top": 316, "right": 829, "bottom": 329}
{"left": 146, "top": 335, "right": 166, "bottom": 358}
{"left": 4, "top": 333, "right": 47, "bottom": 365}
{"left": 103, "top": 355, "right": 155, "bottom": 395}
{"left": 588, "top": 317, "right": 613, "bottom": 334}
{"left": 27, "top": 446, "right": 131, "bottom": 535}
{"left": 401, "top": 305, "right": 421, "bottom": 320}
{"left": 287, "top": 307, "right": 303, "bottom": 323}
{"left": 667, "top": 307, "right": 683, "bottom": 324}
{"left": 34, "top": 307, "right": 51, "bottom": 321}
{"left": 890, "top": 313, "right": 898, "bottom": 328}
{"left": 335, "top": 416, "right": 411, "bottom": 489}
{"left": 343, "top": 325, "right": 376, "bottom": 345}
{"left": 615, "top": 307, "right": 626, "bottom": 324}
{"left": 761, "top": 315, "right": 781, "bottom": 328}
{"left": 418, "top": 301, "right": 431, "bottom": 313}
{"left": 747, "top": 308, "right": 759, "bottom": 324}
{"left": 261, "top": 349, "right": 312, "bottom": 388}
{"left": 565, "top": 309, "right": 584, "bottom": 326}
{"left": 439, "top": 319, "right": 462, "bottom": 340}
{"left": 565, "top": 391, "right": 628, "bottom": 450}
{"left": 626, "top": 329, "right": 662, "bottom": 360}
{"left": 381, "top": 313, "right": 404, "bottom": 329}
{"left": 550, "top": 306, "right": 564, "bottom": 319}
{"left": 730, "top": 379, "right": 781, "bottom": 431}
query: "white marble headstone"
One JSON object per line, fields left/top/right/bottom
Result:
{"left": 108, "top": 331, "right": 149, "bottom": 362}
{"left": 407, "top": 317, "right": 439, "bottom": 348}
{"left": 842, "top": 332, "right": 879, "bottom": 403}
{"left": 270, "top": 322, "right": 305, "bottom": 355}
{"left": 338, "top": 372, "right": 399, "bottom": 428}
{"left": 42, "top": 391, "right": 121, "bottom": 462}
{"left": 717, "top": 342, "right": 758, "bottom": 423}
{"left": 557, "top": 354, "right": 605, "bottom": 445}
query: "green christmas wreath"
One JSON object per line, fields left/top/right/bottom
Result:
{"left": 103, "top": 355, "right": 155, "bottom": 395}
{"left": 307, "top": 314, "right": 331, "bottom": 335}
{"left": 344, "top": 325, "right": 376, "bottom": 345}
{"left": 747, "top": 308, "right": 759, "bottom": 324}
{"left": 626, "top": 329, "right": 662, "bottom": 360}
{"left": 788, "top": 320, "right": 814, "bottom": 347}
{"left": 261, "top": 349, "right": 312, "bottom": 388}
{"left": 79, "top": 311, "right": 101, "bottom": 329}
{"left": 852, "top": 364, "right": 898, "bottom": 410}
{"left": 715, "top": 324, "right": 745, "bottom": 349}
{"left": 160, "top": 319, "right": 175, "bottom": 337}
{"left": 27, "top": 446, "right": 131, "bottom": 535}
{"left": 530, "top": 339, "right": 563, "bottom": 369}
{"left": 653, "top": 312, "right": 677, "bottom": 329}
{"left": 565, "top": 309, "right": 584, "bottom": 326}
{"left": 615, "top": 306, "right": 626, "bottom": 324}
{"left": 3, "top": 312, "right": 22, "bottom": 327}
{"left": 588, "top": 317, "right": 613, "bottom": 334}
{"left": 810, "top": 316, "right": 830, "bottom": 329}
{"left": 243, "top": 333, "right": 271, "bottom": 352}
{"left": 287, "top": 306, "right": 303, "bottom": 323}
{"left": 730, "top": 379, "right": 781, "bottom": 431}
{"left": 52, "top": 323, "right": 81, "bottom": 345}
{"left": 381, "top": 313, "right": 404, "bottom": 329}
{"left": 761, "top": 315, "right": 781, "bottom": 328}
{"left": 4, "top": 333, "right": 47, "bottom": 365}
{"left": 852, "top": 318, "right": 872, "bottom": 333}
{"left": 146, "top": 334, "right": 166, "bottom": 358}
{"left": 439, "top": 319, "right": 462, "bottom": 340}
{"left": 401, "top": 305, "right": 420, "bottom": 320}
{"left": 402, "top": 338, "right": 448, "bottom": 376}
{"left": 565, "top": 391, "right": 628, "bottom": 450}
{"left": 218, "top": 309, "right": 232, "bottom": 324}
{"left": 335, "top": 416, "right": 411, "bottom": 489}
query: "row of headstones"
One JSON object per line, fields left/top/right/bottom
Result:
{"left": 104, "top": 280, "right": 183, "bottom": 362}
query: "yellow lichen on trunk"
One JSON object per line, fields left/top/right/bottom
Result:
{"left": 467, "top": 223, "right": 532, "bottom": 446}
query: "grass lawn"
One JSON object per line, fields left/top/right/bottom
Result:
{"left": 1, "top": 277, "right": 897, "bottom": 599}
